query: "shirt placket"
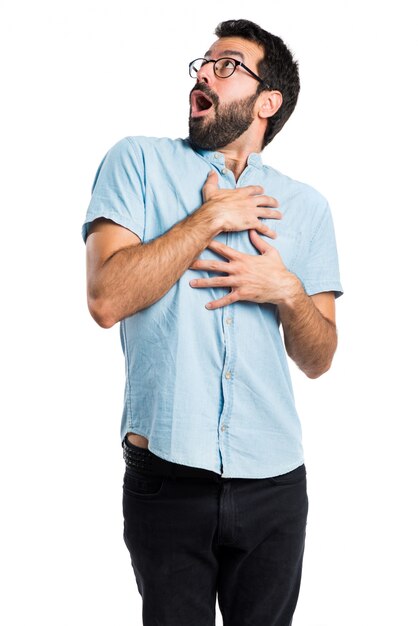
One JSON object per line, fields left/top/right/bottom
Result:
{"left": 211, "top": 152, "right": 238, "bottom": 476}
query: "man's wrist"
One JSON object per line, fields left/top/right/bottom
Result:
{"left": 272, "top": 271, "right": 305, "bottom": 309}
{"left": 192, "top": 201, "right": 223, "bottom": 238}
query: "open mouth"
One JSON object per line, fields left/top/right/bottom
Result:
{"left": 190, "top": 90, "right": 214, "bottom": 117}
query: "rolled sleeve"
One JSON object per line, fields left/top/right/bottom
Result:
{"left": 298, "top": 202, "right": 344, "bottom": 299}
{"left": 81, "top": 137, "right": 145, "bottom": 244}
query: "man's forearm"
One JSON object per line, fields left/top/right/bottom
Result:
{"left": 93, "top": 207, "right": 219, "bottom": 328}
{"left": 277, "top": 277, "right": 338, "bottom": 379}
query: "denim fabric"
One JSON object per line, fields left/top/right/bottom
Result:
{"left": 82, "top": 136, "right": 343, "bottom": 478}
{"left": 122, "top": 440, "right": 308, "bottom": 626}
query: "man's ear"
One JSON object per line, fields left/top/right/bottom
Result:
{"left": 258, "top": 91, "right": 283, "bottom": 119}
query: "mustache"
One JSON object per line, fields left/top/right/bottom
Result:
{"left": 190, "top": 82, "right": 219, "bottom": 108}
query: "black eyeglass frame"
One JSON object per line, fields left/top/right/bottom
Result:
{"left": 189, "top": 57, "right": 271, "bottom": 90}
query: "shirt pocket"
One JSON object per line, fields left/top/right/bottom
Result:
{"left": 261, "top": 218, "right": 302, "bottom": 272}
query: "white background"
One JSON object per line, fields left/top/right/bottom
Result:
{"left": 1, "top": 0, "right": 417, "bottom": 624}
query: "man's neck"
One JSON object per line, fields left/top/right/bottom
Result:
{"left": 224, "top": 155, "right": 248, "bottom": 181}
{"left": 217, "top": 131, "right": 263, "bottom": 182}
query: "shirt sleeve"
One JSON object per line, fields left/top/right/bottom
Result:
{"left": 81, "top": 137, "right": 145, "bottom": 244}
{"left": 298, "top": 202, "right": 344, "bottom": 299}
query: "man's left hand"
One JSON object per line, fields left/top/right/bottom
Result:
{"left": 188, "top": 229, "right": 300, "bottom": 310}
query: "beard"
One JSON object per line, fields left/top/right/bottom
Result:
{"left": 188, "top": 84, "right": 260, "bottom": 151}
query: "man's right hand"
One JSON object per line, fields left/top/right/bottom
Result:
{"left": 85, "top": 169, "right": 282, "bottom": 327}
{"left": 200, "top": 170, "right": 282, "bottom": 239}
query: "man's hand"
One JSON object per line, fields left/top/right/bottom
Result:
{"left": 188, "top": 228, "right": 299, "bottom": 310}
{"left": 85, "top": 168, "right": 282, "bottom": 327}
{"left": 199, "top": 171, "right": 282, "bottom": 240}
{"left": 189, "top": 228, "right": 338, "bottom": 378}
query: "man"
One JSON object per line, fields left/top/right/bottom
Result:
{"left": 82, "top": 18, "right": 343, "bottom": 626}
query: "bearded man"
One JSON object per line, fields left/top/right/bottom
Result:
{"left": 82, "top": 18, "right": 343, "bottom": 626}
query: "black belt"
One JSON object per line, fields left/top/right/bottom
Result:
{"left": 122, "top": 435, "right": 222, "bottom": 480}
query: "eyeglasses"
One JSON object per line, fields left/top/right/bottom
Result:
{"left": 189, "top": 57, "right": 271, "bottom": 89}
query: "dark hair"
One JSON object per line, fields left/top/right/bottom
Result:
{"left": 214, "top": 19, "right": 300, "bottom": 148}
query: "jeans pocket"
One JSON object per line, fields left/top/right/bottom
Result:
{"left": 123, "top": 467, "right": 166, "bottom": 496}
{"left": 268, "top": 464, "right": 306, "bottom": 485}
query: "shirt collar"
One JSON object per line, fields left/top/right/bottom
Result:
{"left": 184, "top": 137, "right": 263, "bottom": 170}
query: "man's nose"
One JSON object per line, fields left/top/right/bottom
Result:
{"left": 196, "top": 61, "right": 215, "bottom": 85}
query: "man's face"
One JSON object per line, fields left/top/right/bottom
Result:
{"left": 188, "top": 36, "right": 265, "bottom": 151}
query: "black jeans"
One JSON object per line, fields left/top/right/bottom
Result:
{"left": 122, "top": 437, "right": 308, "bottom": 626}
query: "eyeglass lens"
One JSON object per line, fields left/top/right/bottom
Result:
{"left": 190, "top": 58, "right": 236, "bottom": 78}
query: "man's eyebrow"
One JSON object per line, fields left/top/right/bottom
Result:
{"left": 204, "top": 49, "right": 245, "bottom": 60}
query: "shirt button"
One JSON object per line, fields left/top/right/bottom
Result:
{"left": 225, "top": 317, "right": 232, "bottom": 325}
{"left": 221, "top": 168, "right": 227, "bottom": 175}
{"left": 214, "top": 153, "right": 220, "bottom": 159}
{"left": 221, "top": 424, "right": 227, "bottom": 432}
{"left": 225, "top": 371, "right": 232, "bottom": 380}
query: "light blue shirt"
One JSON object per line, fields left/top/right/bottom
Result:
{"left": 82, "top": 136, "right": 343, "bottom": 478}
